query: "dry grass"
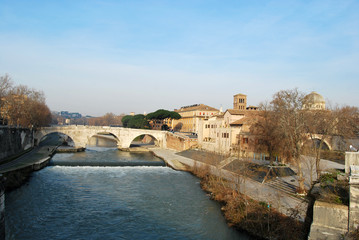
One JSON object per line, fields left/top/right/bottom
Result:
{"left": 346, "top": 226, "right": 359, "bottom": 240}
{"left": 191, "top": 164, "right": 306, "bottom": 240}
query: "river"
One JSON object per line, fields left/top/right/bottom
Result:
{"left": 5, "top": 148, "right": 250, "bottom": 240}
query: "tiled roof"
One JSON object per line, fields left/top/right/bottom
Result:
{"left": 176, "top": 104, "right": 219, "bottom": 112}
{"left": 229, "top": 111, "right": 262, "bottom": 125}
{"left": 225, "top": 109, "right": 246, "bottom": 115}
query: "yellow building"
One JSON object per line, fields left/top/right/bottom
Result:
{"left": 150, "top": 118, "right": 173, "bottom": 130}
{"left": 172, "top": 104, "right": 219, "bottom": 133}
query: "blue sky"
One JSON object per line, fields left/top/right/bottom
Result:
{"left": 1, "top": 0, "right": 358, "bottom": 116}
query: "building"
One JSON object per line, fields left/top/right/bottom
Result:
{"left": 302, "top": 91, "right": 326, "bottom": 110}
{"left": 223, "top": 109, "right": 246, "bottom": 127}
{"left": 150, "top": 118, "right": 173, "bottom": 130}
{"left": 172, "top": 104, "right": 220, "bottom": 133}
{"left": 197, "top": 93, "right": 259, "bottom": 155}
{"left": 233, "top": 93, "right": 247, "bottom": 110}
{"left": 198, "top": 115, "right": 231, "bottom": 154}
{"left": 60, "top": 111, "right": 82, "bottom": 119}
{"left": 246, "top": 105, "right": 258, "bottom": 111}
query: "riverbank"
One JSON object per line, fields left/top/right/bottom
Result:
{"left": 150, "top": 147, "right": 310, "bottom": 239}
{"left": 0, "top": 148, "right": 56, "bottom": 191}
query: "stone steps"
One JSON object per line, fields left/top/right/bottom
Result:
{"left": 264, "top": 178, "right": 298, "bottom": 195}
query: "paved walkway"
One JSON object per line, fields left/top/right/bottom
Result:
{"left": 0, "top": 134, "right": 61, "bottom": 174}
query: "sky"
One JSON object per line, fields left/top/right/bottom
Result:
{"left": 0, "top": 0, "right": 358, "bottom": 116}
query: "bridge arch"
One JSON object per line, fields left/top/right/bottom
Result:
{"left": 304, "top": 137, "right": 332, "bottom": 151}
{"left": 35, "top": 130, "right": 77, "bottom": 147}
{"left": 87, "top": 132, "right": 120, "bottom": 147}
{"left": 127, "top": 134, "right": 159, "bottom": 148}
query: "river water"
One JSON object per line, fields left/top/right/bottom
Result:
{"left": 5, "top": 148, "right": 249, "bottom": 240}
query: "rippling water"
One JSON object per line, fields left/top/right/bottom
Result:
{"left": 5, "top": 149, "right": 249, "bottom": 240}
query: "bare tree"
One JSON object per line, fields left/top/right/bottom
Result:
{"left": 0, "top": 74, "right": 13, "bottom": 124}
{"left": 88, "top": 113, "right": 124, "bottom": 126}
{"left": 249, "top": 102, "right": 280, "bottom": 165}
{"left": 336, "top": 106, "right": 359, "bottom": 139}
{"left": 0, "top": 77, "right": 51, "bottom": 127}
{"left": 270, "top": 88, "right": 307, "bottom": 194}
{"left": 304, "top": 106, "right": 359, "bottom": 179}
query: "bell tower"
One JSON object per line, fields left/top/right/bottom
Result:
{"left": 233, "top": 93, "right": 247, "bottom": 110}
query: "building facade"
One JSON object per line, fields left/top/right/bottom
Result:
{"left": 233, "top": 93, "right": 247, "bottom": 110}
{"left": 172, "top": 104, "right": 219, "bottom": 133}
{"left": 197, "top": 93, "right": 259, "bottom": 155}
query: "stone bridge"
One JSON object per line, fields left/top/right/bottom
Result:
{"left": 34, "top": 125, "right": 168, "bottom": 149}
{"left": 306, "top": 133, "right": 333, "bottom": 150}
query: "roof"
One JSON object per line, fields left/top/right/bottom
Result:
{"left": 225, "top": 109, "right": 246, "bottom": 115}
{"left": 304, "top": 91, "right": 325, "bottom": 104}
{"left": 175, "top": 104, "right": 219, "bottom": 112}
{"left": 233, "top": 93, "right": 247, "bottom": 97}
{"left": 229, "top": 111, "right": 262, "bottom": 125}
{"left": 230, "top": 117, "right": 248, "bottom": 125}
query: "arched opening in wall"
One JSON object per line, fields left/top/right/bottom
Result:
{"left": 174, "top": 123, "right": 183, "bottom": 132}
{"left": 130, "top": 134, "right": 158, "bottom": 148}
{"left": 39, "top": 132, "right": 75, "bottom": 148}
{"left": 303, "top": 138, "right": 330, "bottom": 155}
{"left": 87, "top": 132, "right": 119, "bottom": 148}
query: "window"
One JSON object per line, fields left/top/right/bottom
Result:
{"left": 243, "top": 138, "right": 248, "bottom": 144}
{"left": 222, "top": 133, "right": 229, "bottom": 138}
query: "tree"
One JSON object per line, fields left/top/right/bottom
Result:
{"left": 270, "top": 88, "right": 308, "bottom": 194}
{"left": 0, "top": 75, "right": 13, "bottom": 124}
{"left": 146, "top": 109, "right": 181, "bottom": 121}
{"left": 122, "top": 114, "right": 150, "bottom": 129}
{"left": 146, "top": 109, "right": 181, "bottom": 130}
{"left": 121, "top": 115, "right": 133, "bottom": 128}
{"left": 249, "top": 102, "right": 280, "bottom": 165}
{"left": 0, "top": 75, "right": 51, "bottom": 127}
{"left": 336, "top": 106, "right": 359, "bottom": 139}
{"left": 87, "top": 113, "right": 124, "bottom": 126}
{"left": 304, "top": 105, "right": 359, "bottom": 180}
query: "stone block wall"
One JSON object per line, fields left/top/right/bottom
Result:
{"left": 349, "top": 164, "right": 359, "bottom": 231}
{"left": 0, "top": 127, "right": 33, "bottom": 161}
{"left": 166, "top": 134, "right": 197, "bottom": 151}
{"left": 0, "top": 174, "right": 5, "bottom": 240}
{"left": 308, "top": 201, "right": 348, "bottom": 240}
{"left": 346, "top": 152, "right": 359, "bottom": 174}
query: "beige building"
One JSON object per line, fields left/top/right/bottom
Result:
{"left": 233, "top": 93, "right": 247, "bottom": 110}
{"left": 198, "top": 116, "right": 232, "bottom": 154}
{"left": 197, "top": 93, "right": 259, "bottom": 155}
{"left": 303, "top": 91, "right": 326, "bottom": 110}
{"left": 172, "top": 104, "right": 219, "bottom": 133}
{"left": 223, "top": 109, "right": 246, "bottom": 127}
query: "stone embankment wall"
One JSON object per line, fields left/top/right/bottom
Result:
{"left": 166, "top": 133, "right": 197, "bottom": 151}
{"left": 308, "top": 201, "right": 348, "bottom": 239}
{"left": 0, "top": 127, "right": 33, "bottom": 162}
{"left": 309, "top": 152, "right": 359, "bottom": 239}
{"left": 0, "top": 174, "right": 5, "bottom": 240}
